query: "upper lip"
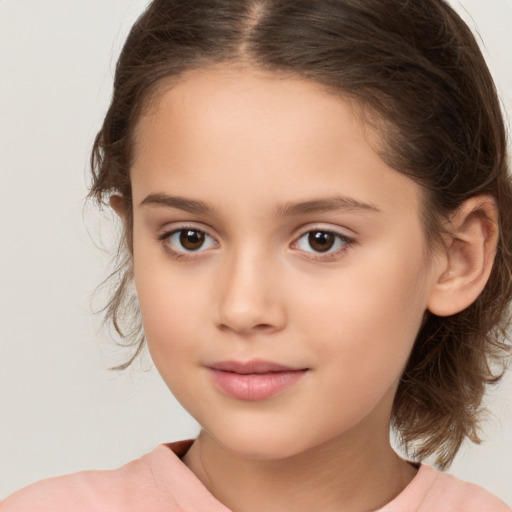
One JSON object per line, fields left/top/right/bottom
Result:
{"left": 207, "top": 360, "right": 305, "bottom": 374}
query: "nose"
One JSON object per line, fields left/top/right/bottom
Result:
{"left": 215, "top": 248, "right": 287, "bottom": 335}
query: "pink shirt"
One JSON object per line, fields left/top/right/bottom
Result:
{"left": 1, "top": 440, "right": 510, "bottom": 511}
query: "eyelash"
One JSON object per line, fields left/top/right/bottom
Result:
{"left": 157, "top": 225, "right": 217, "bottom": 260}
{"left": 292, "top": 227, "right": 355, "bottom": 262}
{"left": 157, "top": 225, "right": 355, "bottom": 262}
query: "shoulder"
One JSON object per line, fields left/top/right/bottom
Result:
{"left": 380, "top": 464, "right": 511, "bottom": 512}
{"left": 0, "top": 444, "right": 186, "bottom": 512}
{"left": 422, "top": 467, "right": 511, "bottom": 512}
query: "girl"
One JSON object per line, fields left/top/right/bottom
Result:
{"left": 2, "top": 0, "right": 511, "bottom": 510}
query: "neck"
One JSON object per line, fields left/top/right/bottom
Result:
{"left": 183, "top": 428, "right": 417, "bottom": 512}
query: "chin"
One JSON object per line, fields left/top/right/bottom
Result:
{"left": 203, "top": 420, "right": 330, "bottom": 462}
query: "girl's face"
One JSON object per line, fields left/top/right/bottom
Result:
{"left": 130, "top": 65, "right": 440, "bottom": 459}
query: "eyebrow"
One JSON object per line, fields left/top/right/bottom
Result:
{"left": 140, "top": 192, "right": 380, "bottom": 217}
{"left": 140, "top": 193, "right": 217, "bottom": 215}
{"left": 274, "top": 196, "right": 381, "bottom": 217}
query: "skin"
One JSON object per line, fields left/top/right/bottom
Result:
{"left": 124, "top": 65, "right": 492, "bottom": 512}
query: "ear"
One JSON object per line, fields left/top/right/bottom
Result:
{"left": 110, "top": 194, "right": 126, "bottom": 219}
{"left": 427, "top": 195, "right": 498, "bottom": 317}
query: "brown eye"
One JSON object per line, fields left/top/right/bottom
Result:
{"left": 161, "top": 227, "right": 216, "bottom": 256}
{"left": 295, "top": 229, "right": 351, "bottom": 256}
{"left": 308, "top": 231, "right": 336, "bottom": 252}
{"left": 179, "top": 229, "right": 206, "bottom": 251}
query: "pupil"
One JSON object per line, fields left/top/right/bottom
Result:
{"left": 309, "top": 231, "right": 335, "bottom": 252}
{"left": 180, "top": 230, "right": 205, "bottom": 250}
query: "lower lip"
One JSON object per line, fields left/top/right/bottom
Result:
{"left": 208, "top": 369, "right": 307, "bottom": 401}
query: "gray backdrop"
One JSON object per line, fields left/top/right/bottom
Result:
{"left": 1, "top": 0, "right": 511, "bottom": 504}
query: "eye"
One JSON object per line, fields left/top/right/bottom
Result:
{"left": 162, "top": 228, "right": 217, "bottom": 254}
{"left": 295, "top": 229, "right": 351, "bottom": 254}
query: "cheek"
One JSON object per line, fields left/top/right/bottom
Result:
{"left": 135, "top": 269, "right": 206, "bottom": 410}
{"left": 292, "top": 242, "right": 430, "bottom": 389}
{"left": 137, "top": 281, "right": 200, "bottom": 347}
{"left": 133, "top": 243, "right": 206, "bottom": 365}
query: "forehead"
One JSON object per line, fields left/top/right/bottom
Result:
{"left": 130, "top": 65, "right": 423, "bottom": 221}
{"left": 134, "top": 65, "right": 364, "bottom": 162}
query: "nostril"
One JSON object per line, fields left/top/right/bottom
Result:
{"left": 218, "top": 321, "right": 274, "bottom": 335}
{"left": 254, "top": 323, "right": 275, "bottom": 331}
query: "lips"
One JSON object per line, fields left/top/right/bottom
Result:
{"left": 207, "top": 360, "right": 308, "bottom": 401}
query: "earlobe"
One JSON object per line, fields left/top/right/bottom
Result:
{"left": 427, "top": 195, "right": 498, "bottom": 317}
{"left": 110, "top": 194, "right": 126, "bottom": 219}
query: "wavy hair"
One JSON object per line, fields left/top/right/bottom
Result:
{"left": 89, "top": 0, "right": 512, "bottom": 468}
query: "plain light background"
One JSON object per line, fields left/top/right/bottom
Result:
{"left": 1, "top": 0, "right": 511, "bottom": 504}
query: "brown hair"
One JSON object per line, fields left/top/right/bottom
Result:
{"left": 89, "top": 0, "right": 512, "bottom": 468}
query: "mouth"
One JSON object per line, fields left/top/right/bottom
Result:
{"left": 206, "top": 360, "right": 309, "bottom": 401}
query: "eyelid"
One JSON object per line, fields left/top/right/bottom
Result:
{"left": 292, "top": 223, "right": 356, "bottom": 241}
{"left": 157, "top": 220, "right": 214, "bottom": 234}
